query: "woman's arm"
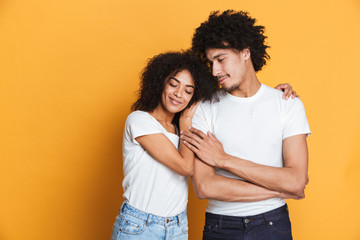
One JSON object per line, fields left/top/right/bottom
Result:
{"left": 136, "top": 103, "right": 199, "bottom": 176}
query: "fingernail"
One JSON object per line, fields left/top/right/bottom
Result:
{"left": 180, "top": 130, "right": 183, "bottom": 134}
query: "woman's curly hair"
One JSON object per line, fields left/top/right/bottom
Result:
{"left": 131, "top": 51, "right": 218, "bottom": 112}
{"left": 192, "top": 10, "right": 270, "bottom": 72}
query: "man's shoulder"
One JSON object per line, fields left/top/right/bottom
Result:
{"left": 261, "top": 84, "right": 303, "bottom": 106}
{"left": 262, "top": 84, "right": 284, "bottom": 98}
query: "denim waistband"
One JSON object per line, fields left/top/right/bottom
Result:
{"left": 120, "top": 202, "right": 187, "bottom": 226}
{"left": 205, "top": 204, "right": 289, "bottom": 229}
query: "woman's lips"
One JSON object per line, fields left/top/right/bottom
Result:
{"left": 169, "top": 97, "right": 182, "bottom": 105}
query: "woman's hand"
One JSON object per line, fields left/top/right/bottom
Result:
{"left": 180, "top": 101, "right": 200, "bottom": 121}
{"left": 275, "top": 83, "right": 299, "bottom": 99}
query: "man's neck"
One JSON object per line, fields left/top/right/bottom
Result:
{"left": 229, "top": 71, "right": 261, "bottom": 98}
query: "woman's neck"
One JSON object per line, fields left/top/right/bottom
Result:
{"left": 149, "top": 105, "right": 175, "bottom": 125}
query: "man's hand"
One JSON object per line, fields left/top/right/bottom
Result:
{"left": 180, "top": 127, "right": 227, "bottom": 167}
{"left": 275, "top": 83, "right": 299, "bottom": 99}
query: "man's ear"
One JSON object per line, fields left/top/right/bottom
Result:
{"left": 242, "top": 48, "right": 251, "bottom": 61}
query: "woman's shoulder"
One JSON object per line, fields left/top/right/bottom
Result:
{"left": 126, "top": 110, "right": 157, "bottom": 128}
{"left": 127, "top": 110, "right": 149, "bottom": 120}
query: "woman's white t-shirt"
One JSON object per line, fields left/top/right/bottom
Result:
{"left": 122, "top": 111, "right": 188, "bottom": 217}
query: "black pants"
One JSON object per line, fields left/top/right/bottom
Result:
{"left": 203, "top": 204, "right": 293, "bottom": 240}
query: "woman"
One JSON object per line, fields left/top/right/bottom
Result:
{"left": 111, "top": 51, "right": 216, "bottom": 240}
{"left": 111, "top": 51, "right": 297, "bottom": 240}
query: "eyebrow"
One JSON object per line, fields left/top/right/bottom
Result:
{"left": 169, "top": 77, "right": 195, "bottom": 88}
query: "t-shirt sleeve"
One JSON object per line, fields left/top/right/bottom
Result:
{"left": 125, "top": 111, "right": 163, "bottom": 144}
{"left": 282, "top": 98, "right": 311, "bottom": 140}
{"left": 192, "top": 102, "right": 212, "bottom": 134}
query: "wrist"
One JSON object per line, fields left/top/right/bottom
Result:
{"left": 215, "top": 153, "right": 229, "bottom": 168}
{"left": 179, "top": 119, "right": 192, "bottom": 131}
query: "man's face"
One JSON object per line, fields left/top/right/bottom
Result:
{"left": 205, "top": 48, "right": 248, "bottom": 93}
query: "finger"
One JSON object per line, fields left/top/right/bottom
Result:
{"left": 275, "top": 83, "right": 287, "bottom": 90}
{"left": 182, "top": 140, "right": 199, "bottom": 155}
{"left": 188, "top": 101, "right": 200, "bottom": 112}
{"left": 292, "top": 91, "right": 299, "bottom": 99}
{"left": 181, "top": 134, "right": 202, "bottom": 147}
{"left": 189, "top": 127, "right": 208, "bottom": 139}
{"left": 208, "top": 132, "right": 220, "bottom": 142}
{"left": 181, "top": 129, "right": 202, "bottom": 139}
{"left": 282, "top": 87, "right": 290, "bottom": 99}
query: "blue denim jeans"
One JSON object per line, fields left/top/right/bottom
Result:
{"left": 202, "top": 204, "right": 293, "bottom": 240}
{"left": 111, "top": 202, "right": 188, "bottom": 240}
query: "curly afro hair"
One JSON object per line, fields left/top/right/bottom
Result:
{"left": 192, "top": 10, "right": 270, "bottom": 72}
{"left": 131, "top": 51, "right": 218, "bottom": 112}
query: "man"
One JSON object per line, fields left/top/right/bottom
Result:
{"left": 181, "top": 10, "right": 311, "bottom": 239}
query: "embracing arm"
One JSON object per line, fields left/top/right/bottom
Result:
{"left": 136, "top": 103, "right": 199, "bottom": 177}
{"left": 183, "top": 129, "right": 308, "bottom": 195}
{"left": 136, "top": 132, "right": 194, "bottom": 176}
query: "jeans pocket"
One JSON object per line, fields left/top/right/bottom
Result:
{"left": 111, "top": 214, "right": 124, "bottom": 240}
{"left": 180, "top": 216, "right": 189, "bottom": 234}
{"left": 118, "top": 213, "right": 146, "bottom": 235}
{"left": 268, "top": 214, "right": 292, "bottom": 235}
{"left": 203, "top": 223, "right": 218, "bottom": 233}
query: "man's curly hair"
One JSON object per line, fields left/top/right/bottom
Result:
{"left": 131, "top": 51, "right": 217, "bottom": 112}
{"left": 192, "top": 10, "right": 270, "bottom": 72}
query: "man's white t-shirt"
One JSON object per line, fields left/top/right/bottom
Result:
{"left": 122, "top": 111, "right": 188, "bottom": 217}
{"left": 192, "top": 84, "right": 311, "bottom": 216}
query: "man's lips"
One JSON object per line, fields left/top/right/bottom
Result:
{"left": 217, "top": 75, "right": 229, "bottom": 84}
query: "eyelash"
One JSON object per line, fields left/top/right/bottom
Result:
{"left": 169, "top": 82, "right": 193, "bottom": 95}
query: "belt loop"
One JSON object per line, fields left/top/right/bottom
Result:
{"left": 146, "top": 214, "right": 152, "bottom": 226}
{"left": 120, "top": 202, "right": 126, "bottom": 212}
{"left": 262, "top": 212, "right": 270, "bottom": 228}
{"left": 177, "top": 215, "right": 181, "bottom": 227}
{"left": 218, "top": 215, "right": 223, "bottom": 230}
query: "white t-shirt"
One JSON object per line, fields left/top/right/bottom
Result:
{"left": 192, "top": 84, "right": 311, "bottom": 216}
{"left": 122, "top": 111, "right": 188, "bottom": 217}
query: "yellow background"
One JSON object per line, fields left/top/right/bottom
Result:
{"left": 1, "top": 0, "right": 360, "bottom": 239}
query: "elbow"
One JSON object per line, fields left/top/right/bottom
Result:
{"left": 287, "top": 177, "right": 307, "bottom": 196}
{"left": 291, "top": 185, "right": 305, "bottom": 197}
{"left": 193, "top": 179, "right": 210, "bottom": 199}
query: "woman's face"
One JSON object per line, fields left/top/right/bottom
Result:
{"left": 161, "top": 69, "right": 195, "bottom": 114}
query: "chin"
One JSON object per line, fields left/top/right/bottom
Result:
{"left": 165, "top": 105, "right": 185, "bottom": 114}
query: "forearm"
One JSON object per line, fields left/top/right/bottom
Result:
{"left": 177, "top": 117, "right": 195, "bottom": 175}
{"left": 193, "top": 173, "right": 281, "bottom": 202}
{"left": 219, "top": 156, "right": 307, "bottom": 195}
{"left": 217, "top": 135, "right": 309, "bottom": 195}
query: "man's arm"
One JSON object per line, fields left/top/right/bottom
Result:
{"left": 192, "top": 155, "right": 302, "bottom": 201}
{"left": 182, "top": 129, "right": 308, "bottom": 196}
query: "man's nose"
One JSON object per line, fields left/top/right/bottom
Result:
{"left": 212, "top": 62, "right": 221, "bottom": 76}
